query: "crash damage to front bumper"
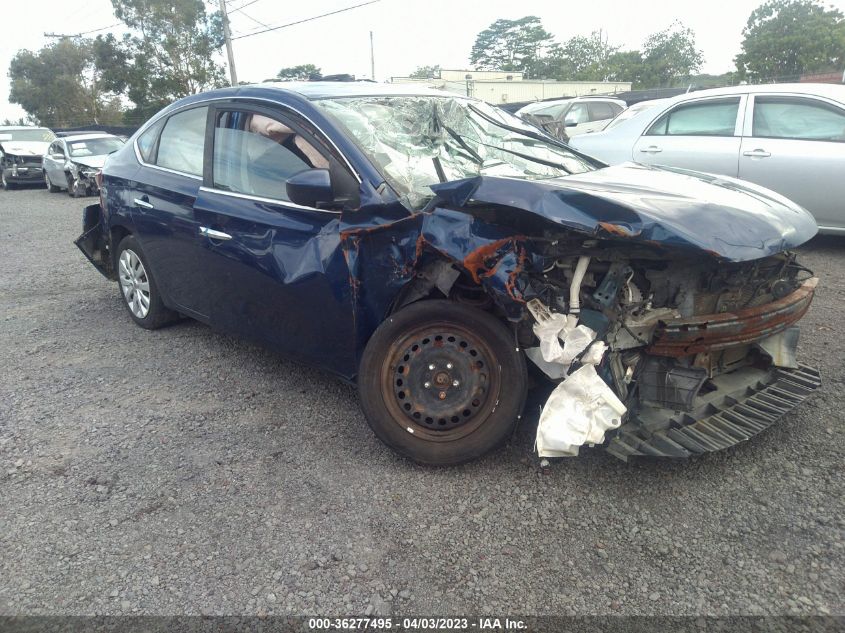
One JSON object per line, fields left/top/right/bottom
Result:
{"left": 606, "top": 363, "right": 821, "bottom": 460}
{"left": 352, "top": 174, "right": 823, "bottom": 462}
{"left": 2, "top": 165, "right": 44, "bottom": 183}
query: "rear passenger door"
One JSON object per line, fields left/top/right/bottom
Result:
{"left": 633, "top": 96, "right": 745, "bottom": 176}
{"left": 738, "top": 94, "right": 845, "bottom": 230}
{"left": 128, "top": 105, "right": 212, "bottom": 319}
{"left": 189, "top": 104, "right": 360, "bottom": 375}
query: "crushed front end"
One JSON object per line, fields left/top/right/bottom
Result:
{"left": 519, "top": 239, "right": 820, "bottom": 460}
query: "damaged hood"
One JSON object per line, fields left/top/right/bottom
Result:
{"left": 0, "top": 140, "right": 50, "bottom": 157}
{"left": 71, "top": 155, "right": 108, "bottom": 169}
{"left": 432, "top": 163, "right": 818, "bottom": 262}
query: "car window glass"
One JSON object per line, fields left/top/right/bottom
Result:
{"left": 69, "top": 137, "right": 125, "bottom": 157}
{"left": 155, "top": 107, "right": 208, "bottom": 176}
{"left": 532, "top": 103, "right": 569, "bottom": 119}
{"left": 588, "top": 102, "right": 616, "bottom": 121}
{"left": 646, "top": 98, "right": 740, "bottom": 136}
{"left": 212, "top": 110, "right": 330, "bottom": 203}
{"left": 753, "top": 97, "right": 845, "bottom": 142}
{"left": 137, "top": 118, "right": 166, "bottom": 164}
{"left": 565, "top": 103, "right": 589, "bottom": 125}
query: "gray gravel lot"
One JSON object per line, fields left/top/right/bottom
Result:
{"left": 0, "top": 186, "right": 843, "bottom": 617}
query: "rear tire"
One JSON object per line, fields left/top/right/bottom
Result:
{"left": 358, "top": 300, "right": 527, "bottom": 466}
{"left": 115, "top": 234, "right": 178, "bottom": 330}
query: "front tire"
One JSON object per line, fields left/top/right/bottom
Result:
{"left": 115, "top": 235, "right": 178, "bottom": 329}
{"left": 1, "top": 172, "right": 15, "bottom": 190}
{"left": 358, "top": 300, "right": 527, "bottom": 466}
{"left": 45, "top": 171, "right": 60, "bottom": 193}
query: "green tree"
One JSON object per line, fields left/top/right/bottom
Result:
{"left": 469, "top": 16, "right": 557, "bottom": 78}
{"left": 735, "top": 0, "right": 845, "bottom": 82}
{"left": 101, "top": 0, "right": 226, "bottom": 121}
{"left": 605, "top": 50, "right": 646, "bottom": 86}
{"left": 409, "top": 64, "right": 441, "bottom": 79}
{"left": 556, "top": 32, "right": 619, "bottom": 80}
{"left": 276, "top": 64, "right": 322, "bottom": 81}
{"left": 8, "top": 38, "right": 125, "bottom": 127}
{"left": 639, "top": 22, "right": 703, "bottom": 87}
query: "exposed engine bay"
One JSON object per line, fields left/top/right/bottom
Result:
{"left": 503, "top": 238, "right": 820, "bottom": 460}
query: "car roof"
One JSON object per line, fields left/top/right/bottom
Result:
{"left": 570, "top": 95, "right": 626, "bottom": 103}
{"left": 61, "top": 133, "right": 119, "bottom": 142}
{"left": 0, "top": 126, "right": 52, "bottom": 131}
{"left": 669, "top": 83, "right": 845, "bottom": 103}
{"left": 248, "top": 81, "right": 461, "bottom": 100}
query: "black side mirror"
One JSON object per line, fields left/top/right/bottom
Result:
{"left": 286, "top": 168, "right": 333, "bottom": 208}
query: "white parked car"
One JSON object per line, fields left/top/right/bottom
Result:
{"left": 516, "top": 96, "right": 626, "bottom": 140}
{"left": 569, "top": 84, "right": 845, "bottom": 234}
{"left": 42, "top": 133, "right": 125, "bottom": 197}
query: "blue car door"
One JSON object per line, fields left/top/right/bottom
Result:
{"left": 128, "top": 106, "right": 213, "bottom": 320}
{"left": 190, "top": 104, "right": 360, "bottom": 376}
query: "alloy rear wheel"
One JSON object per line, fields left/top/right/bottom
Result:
{"left": 115, "top": 234, "right": 178, "bottom": 330}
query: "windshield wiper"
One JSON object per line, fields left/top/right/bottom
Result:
{"left": 442, "top": 124, "right": 483, "bottom": 164}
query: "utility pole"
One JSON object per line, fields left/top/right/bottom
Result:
{"left": 218, "top": 0, "right": 239, "bottom": 86}
{"left": 369, "top": 31, "right": 375, "bottom": 81}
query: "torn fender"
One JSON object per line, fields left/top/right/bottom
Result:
{"left": 340, "top": 206, "right": 539, "bottom": 341}
{"left": 429, "top": 163, "right": 818, "bottom": 262}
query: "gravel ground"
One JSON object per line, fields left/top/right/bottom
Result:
{"left": 0, "top": 185, "right": 843, "bottom": 617}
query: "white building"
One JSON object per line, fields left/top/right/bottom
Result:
{"left": 389, "top": 69, "right": 631, "bottom": 105}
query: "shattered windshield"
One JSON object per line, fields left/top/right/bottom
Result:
{"left": 69, "top": 137, "right": 125, "bottom": 157}
{"left": 314, "top": 96, "right": 596, "bottom": 210}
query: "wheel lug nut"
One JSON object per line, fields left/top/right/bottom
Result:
{"left": 424, "top": 382, "right": 431, "bottom": 389}
{"left": 428, "top": 364, "right": 435, "bottom": 370}
{"left": 446, "top": 363, "right": 453, "bottom": 369}
{"left": 452, "top": 380, "right": 460, "bottom": 387}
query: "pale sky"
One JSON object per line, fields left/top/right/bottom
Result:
{"left": 3, "top": 0, "right": 845, "bottom": 121}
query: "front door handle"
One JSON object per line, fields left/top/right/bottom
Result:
{"left": 133, "top": 197, "right": 154, "bottom": 209}
{"left": 742, "top": 149, "right": 771, "bottom": 158}
{"left": 639, "top": 145, "right": 663, "bottom": 153}
{"left": 200, "top": 226, "right": 232, "bottom": 241}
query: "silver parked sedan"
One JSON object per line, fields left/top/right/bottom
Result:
{"left": 42, "top": 133, "right": 125, "bottom": 197}
{"left": 569, "top": 84, "right": 845, "bottom": 234}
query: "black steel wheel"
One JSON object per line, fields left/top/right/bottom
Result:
{"left": 358, "top": 300, "right": 527, "bottom": 465}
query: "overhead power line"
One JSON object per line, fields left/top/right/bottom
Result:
{"left": 227, "top": 0, "right": 265, "bottom": 14}
{"left": 239, "top": 11, "right": 272, "bottom": 29}
{"left": 231, "top": 0, "right": 381, "bottom": 40}
{"left": 44, "top": 23, "right": 122, "bottom": 38}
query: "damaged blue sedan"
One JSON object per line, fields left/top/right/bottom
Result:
{"left": 75, "top": 82, "right": 821, "bottom": 465}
